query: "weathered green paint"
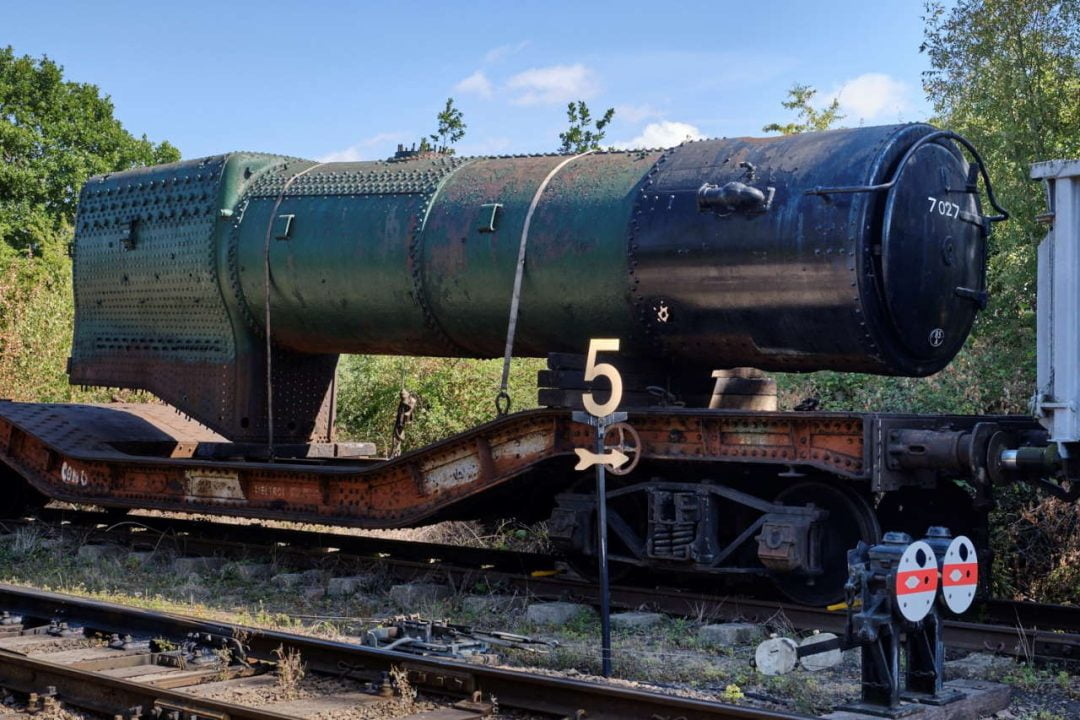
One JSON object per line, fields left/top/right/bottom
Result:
{"left": 71, "top": 148, "right": 663, "bottom": 441}
{"left": 232, "top": 151, "right": 660, "bottom": 357}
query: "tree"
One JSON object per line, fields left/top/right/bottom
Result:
{"left": 558, "top": 101, "right": 615, "bottom": 153}
{"left": 0, "top": 47, "right": 179, "bottom": 264}
{"left": 921, "top": 0, "right": 1080, "bottom": 408}
{"left": 762, "top": 83, "right": 844, "bottom": 135}
{"left": 429, "top": 97, "right": 466, "bottom": 154}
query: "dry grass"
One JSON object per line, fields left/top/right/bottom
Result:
{"left": 388, "top": 665, "right": 417, "bottom": 709}
{"left": 273, "top": 644, "right": 306, "bottom": 700}
{"left": 130, "top": 508, "right": 552, "bottom": 554}
{"left": 993, "top": 492, "right": 1080, "bottom": 602}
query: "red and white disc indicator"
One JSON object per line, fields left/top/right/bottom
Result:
{"left": 941, "top": 535, "right": 978, "bottom": 614}
{"left": 895, "top": 540, "right": 939, "bottom": 622}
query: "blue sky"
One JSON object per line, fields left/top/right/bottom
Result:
{"left": 7, "top": 1, "right": 936, "bottom": 161}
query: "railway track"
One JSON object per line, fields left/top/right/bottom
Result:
{"left": 7, "top": 508, "right": 1080, "bottom": 664}
{"left": 0, "top": 583, "right": 810, "bottom": 720}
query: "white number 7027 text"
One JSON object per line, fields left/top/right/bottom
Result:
{"left": 927, "top": 196, "right": 961, "bottom": 219}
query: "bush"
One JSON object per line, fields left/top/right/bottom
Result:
{"left": 334, "top": 354, "right": 544, "bottom": 453}
{"left": 0, "top": 257, "right": 125, "bottom": 403}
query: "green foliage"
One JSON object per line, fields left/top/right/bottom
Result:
{"left": 920, "top": 0, "right": 1080, "bottom": 410}
{"left": 0, "top": 47, "right": 175, "bottom": 404}
{"left": 428, "top": 97, "right": 466, "bottom": 154}
{"left": 762, "top": 83, "right": 844, "bottom": 135}
{"left": 0, "top": 256, "right": 128, "bottom": 403}
{"left": 333, "top": 355, "right": 544, "bottom": 453}
{"left": 0, "top": 46, "right": 179, "bottom": 261}
{"left": 558, "top": 101, "right": 615, "bottom": 153}
{"left": 776, "top": 326, "right": 1036, "bottom": 416}
{"left": 774, "top": 2, "right": 1079, "bottom": 421}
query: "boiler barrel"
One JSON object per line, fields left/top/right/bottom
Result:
{"left": 70, "top": 123, "right": 994, "bottom": 442}
{"left": 230, "top": 122, "right": 988, "bottom": 375}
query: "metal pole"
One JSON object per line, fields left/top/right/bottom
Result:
{"left": 595, "top": 416, "right": 613, "bottom": 677}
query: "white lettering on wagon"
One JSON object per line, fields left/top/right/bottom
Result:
{"left": 60, "top": 462, "right": 90, "bottom": 487}
{"left": 421, "top": 448, "right": 480, "bottom": 494}
{"left": 490, "top": 429, "right": 552, "bottom": 463}
{"left": 184, "top": 469, "right": 245, "bottom": 503}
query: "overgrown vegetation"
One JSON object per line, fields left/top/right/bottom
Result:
{"left": 0, "top": 47, "right": 174, "bottom": 404}
{"left": 417, "top": 97, "right": 466, "bottom": 155}
{"left": 0, "top": 46, "right": 178, "bottom": 263}
{"left": 334, "top": 355, "right": 543, "bottom": 452}
{"left": 272, "top": 644, "right": 306, "bottom": 700}
{"left": 558, "top": 100, "right": 615, "bottom": 153}
{"left": 761, "top": 84, "right": 844, "bottom": 135}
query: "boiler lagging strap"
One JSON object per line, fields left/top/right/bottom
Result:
{"left": 496, "top": 150, "right": 595, "bottom": 416}
{"left": 262, "top": 161, "right": 322, "bottom": 456}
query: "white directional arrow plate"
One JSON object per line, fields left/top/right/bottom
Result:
{"left": 894, "top": 540, "right": 938, "bottom": 622}
{"left": 941, "top": 535, "right": 978, "bottom": 614}
{"left": 573, "top": 447, "right": 629, "bottom": 471}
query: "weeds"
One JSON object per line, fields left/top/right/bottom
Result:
{"left": 1025, "top": 712, "right": 1066, "bottom": 720}
{"left": 272, "top": 644, "right": 306, "bottom": 699}
{"left": 0, "top": 258, "right": 144, "bottom": 404}
{"left": 351, "top": 518, "right": 551, "bottom": 554}
{"left": 389, "top": 665, "right": 417, "bottom": 708}
{"left": 8, "top": 526, "right": 47, "bottom": 557}
{"left": 151, "top": 637, "right": 177, "bottom": 652}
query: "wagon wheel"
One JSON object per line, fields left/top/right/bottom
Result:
{"left": 770, "top": 481, "right": 881, "bottom": 606}
{"left": 603, "top": 422, "right": 642, "bottom": 476}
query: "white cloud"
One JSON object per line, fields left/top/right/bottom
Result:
{"left": 828, "top": 73, "right": 912, "bottom": 122}
{"left": 506, "top": 64, "right": 597, "bottom": 106}
{"left": 613, "top": 121, "right": 704, "bottom": 150}
{"left": 455, "top": 136, "right": 513, "bottom": 156}
{"left": 454, "top": 70, "right": 493, "bottom": 98}
{"left": 614, "top": 104, "right": 662, "bottom": 124}
{"left": 317, "top": 132, "right": 409, "bottom": 162}
{"left": 484, "top": 41, "right": 529, "bottom": 64}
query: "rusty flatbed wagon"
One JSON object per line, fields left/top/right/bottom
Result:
{"left": 0, "top": 397, "right": 1040, "bottom": 604}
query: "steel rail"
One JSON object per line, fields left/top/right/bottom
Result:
{"left": 0, "top": 583, "right": 811, "bottom": 720}
{"left": 0, "top": 650, "right": 297, "bottom": 720}
{"left": 26, "top": 506, "right": 556, "bottom": 575}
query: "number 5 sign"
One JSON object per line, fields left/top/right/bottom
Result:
{"left": 570, "top": 337, "right": 637, "bottom": 680}
{"left": 582, "top": 338, "right": 624, "bottom": 417}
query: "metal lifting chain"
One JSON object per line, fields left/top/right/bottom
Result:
{"left": 262, "top": 161, "right": 322, "bottom": 458}
{"left": 495, "top": 150, "right": 595, "bottom": 416}
{"left": 389, "top": 389, "right": 418, "bottom": 459}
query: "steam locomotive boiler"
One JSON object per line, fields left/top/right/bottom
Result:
{"left": 68, "top": 123, "right": 988, "bottom": 442}
{"left": 0, "top": 122, "right": 1070, "bottom": 605}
